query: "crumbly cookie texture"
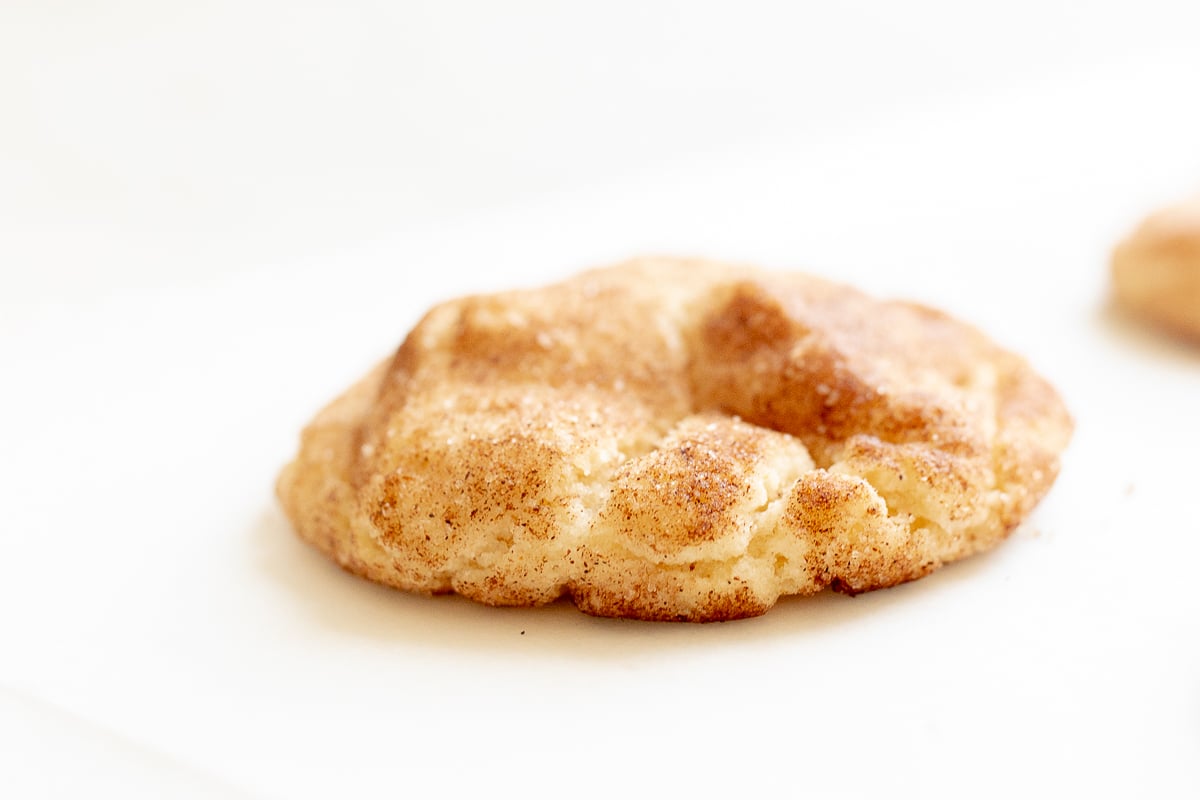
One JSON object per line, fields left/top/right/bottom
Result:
{"left": 1112, "top": 194, "right": 1200, "bottom": 341}
{"left": 277, "top": 259, "right": 1072, "bottom": 621}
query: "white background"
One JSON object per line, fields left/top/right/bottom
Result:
{"left": 2, "top": 2, "right": 1199, "bottom": 797}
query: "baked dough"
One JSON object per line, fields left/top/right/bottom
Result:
{"left": 277, "top": 259, "right": 1072, "bottom": 621}
{"left": 1112, "top": 194, "right": 1200, "bottom": 341}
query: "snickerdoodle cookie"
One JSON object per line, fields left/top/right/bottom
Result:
{"left": 277, "top": 259, "right": 1072, "bottom": 621}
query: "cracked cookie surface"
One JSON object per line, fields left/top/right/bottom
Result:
{"left": 277, "top": 258, "right": 1072, "bottom": 621}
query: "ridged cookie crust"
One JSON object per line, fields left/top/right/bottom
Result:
{"left": 277, "top": 259, "right": 1072, "bottom": 621}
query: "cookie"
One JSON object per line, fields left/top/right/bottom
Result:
{"left": 1112, "top": 194, "right": 1200, "bottom": 341}
{"left": 277, "top": 259, "right": 1072, "bottom": 621}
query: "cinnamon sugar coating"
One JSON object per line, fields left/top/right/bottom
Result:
{"left": 277, "top": 259, "right": 1072, "bottom": 621}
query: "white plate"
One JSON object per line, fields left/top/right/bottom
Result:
{"left": 3, "top": 48, "right": 1199, "bottom": 800}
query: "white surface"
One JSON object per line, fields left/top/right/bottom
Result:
{"left": 3, "top": 4, "right": 1200, "bottom": 798}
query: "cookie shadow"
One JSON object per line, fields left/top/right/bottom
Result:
{"left": 253, "top": 504, "right": 1000, "bottom": 660}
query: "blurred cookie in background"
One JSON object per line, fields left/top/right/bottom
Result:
{"left": 1112, "top": 194, "right": 1200, "bottom": 342}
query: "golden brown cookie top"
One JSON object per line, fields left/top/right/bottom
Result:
{"left": 277, "top": 258, "right": 1072, "bottom": 621}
